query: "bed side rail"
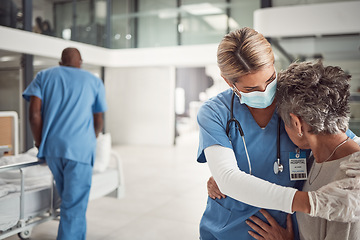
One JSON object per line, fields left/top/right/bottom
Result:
{"left": 0, "top": 159, "right": 45, "bottom": 173}
{"left": 0, "top": 159, "right": 57, "bottom": 240}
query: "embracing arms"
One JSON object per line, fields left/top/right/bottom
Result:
{"left": 205, "top": 145, "right": 301, "bottom": 213}
{"left": 205, "top": 144, "right": 360, "bottom": 222}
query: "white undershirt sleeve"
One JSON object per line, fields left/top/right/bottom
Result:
{"left": 353, "top": 135, "right": 360, "bottom": 145}
{"left": 204, "top": 144, "right": 297, "bottom": 214}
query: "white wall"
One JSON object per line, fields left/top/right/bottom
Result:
{"left": 0, "top": 26, "right": 218, "bottom": 68}
{"left": 105, "top": 66, "right": 176, "bottom": 146}
{"left": 254, "top": 1, "right": 360, "bottom": 37}
{"left": 0, "top": 26, "right": 219, "bottom": 146}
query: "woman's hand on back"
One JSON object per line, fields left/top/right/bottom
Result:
{"left": 246, "top": 209, "right": 294, "bottom": 240}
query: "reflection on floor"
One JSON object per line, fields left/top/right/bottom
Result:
{"left": 6, "top": 131, "right": 210, "bottom": 240}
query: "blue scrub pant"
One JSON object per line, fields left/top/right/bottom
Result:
{"left": 46, "top": 157, "right": 92, "bottom": 240}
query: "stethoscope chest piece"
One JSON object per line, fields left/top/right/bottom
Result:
{"left": 273, "top": 160, "right": 284, "bottom": 175}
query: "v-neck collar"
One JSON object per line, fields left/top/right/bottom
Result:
{"left": 234, "top": 96, "right": 278, "bottom": 131}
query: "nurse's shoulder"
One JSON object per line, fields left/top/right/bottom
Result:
{"left": 197, "top": 88, "right": 232, "bottom": 125}
{"left": 37, "top": 65, "right": 61, "bottom": 76}
{"left": 31, "top": 66, "right": 63, "bottom": 86}
{"left": 60, "top": 66, "right": 103, "bottom": 84}
{"left": 200, "top": 88, "right": 232, "bottom": 112}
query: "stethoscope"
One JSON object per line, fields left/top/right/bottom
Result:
{"left": 225, "top": 92, "right": 284, "bottom": 175}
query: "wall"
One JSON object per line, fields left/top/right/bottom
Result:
{"left": 105, "top": 66, "right": 176, "bottom": 146}
{"left": 0, "top": 26, "right": 218, "bottom": 68}
{"left": 0, "top": 26, "right": 218, "bottom": 146}
{"left": 254, "top": 1, "right": 360, "bottom": 37}
{"left": 0, "top": 70, "right": 20, "bottom": 113}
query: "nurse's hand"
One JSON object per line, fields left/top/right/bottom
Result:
{"left": 308, "top": 177, "right": 360, "bottom": 222}
{"left": 40, "top": 159, "right": 48, "bottom": 166}
{"left": 340, "top": 156, "right": 360, "bottom": 177}
{"left": 246, "top": 209, "right": 294, "bottom": 240}
{"left": 207, "top": 176, "right": 226, "bottom": 199}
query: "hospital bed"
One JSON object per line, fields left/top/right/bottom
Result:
{"left": 0, "top": 111, "right": 125, "bottom": 240}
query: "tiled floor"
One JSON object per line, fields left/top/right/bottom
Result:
{"left": 6, "top": 131, "right": 211, "bottom": 240}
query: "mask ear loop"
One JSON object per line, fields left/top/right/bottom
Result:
{"left": 232, "top": 85, "right": 241, "bottom": 100}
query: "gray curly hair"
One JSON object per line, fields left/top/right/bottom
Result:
{"left": 277, "top": 60, "right": 351, "bottom": 134}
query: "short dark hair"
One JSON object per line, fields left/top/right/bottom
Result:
{"left": 60, "top": 47, "right": 82, "bottom": 68}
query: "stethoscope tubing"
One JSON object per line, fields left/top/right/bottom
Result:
{"left": 226, "top": 91, "right": 283, "bottom": 175}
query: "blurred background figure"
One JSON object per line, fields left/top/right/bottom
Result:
{"left": 42, "top": 20, "right": 53, "bottom": 36}
{"left": 33, "top": 16, "right": 43, "bottom": 34}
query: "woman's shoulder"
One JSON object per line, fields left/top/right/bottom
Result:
{"left": 348, "top": 151, "right": 360, "bottom": 158}
{"left": 339, "top": 151, "right": 360, "bottom": 165}
{"left": 332, "top": 151, "right": 360, "bottom": 181}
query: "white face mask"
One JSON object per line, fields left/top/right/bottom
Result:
{"left": 233, "top": 75, "right": 277, "bottom": 109}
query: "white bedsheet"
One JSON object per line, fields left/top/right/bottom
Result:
{"left": 0, "top": 149, "right": 55, "bottom": 232}
{"left": 0, "top": 148, "right": 52, "bottom": 198}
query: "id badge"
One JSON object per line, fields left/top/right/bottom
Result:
{"left": 289, "top": 149, "right": 307, "bottom": 181}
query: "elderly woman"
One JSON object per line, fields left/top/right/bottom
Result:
{"left": 245, "top": 60, "right": 360, "bottom": 240}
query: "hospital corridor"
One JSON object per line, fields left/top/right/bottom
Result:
{"left": 1, "top": 0, "right": 360, "bottom": 239}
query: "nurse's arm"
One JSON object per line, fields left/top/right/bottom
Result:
{"left": 207, "top": 145, "right": 360, "bottom": 222}
{"left": 205, "top": 145, "right": 310, "bottom": 214}
{"left": 93, "top": 112, "right": 104, "bottom": 137}
{"left": 208, "top": 176, "right": 309, "bottom": 212}
{"left": 205, "top": 145, "right": 299, "bottom": 213}
{"left": 29, "top": 96, "right": 43, "bottom": 148}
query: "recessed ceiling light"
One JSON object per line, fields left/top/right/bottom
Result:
{"left": 0, "top": 56, "right": 16, "bottom": 62}
{"left": 181, "top": 3, "right": 223, "bottom": 16}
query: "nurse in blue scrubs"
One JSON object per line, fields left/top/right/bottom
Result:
{"left": 23, "top": 48, "right": 107, "bottom": 240}
{"left": 197, "top": 28, "right": 358, "bottom": 240}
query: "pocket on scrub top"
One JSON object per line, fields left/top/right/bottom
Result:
{"left": 202, "top": 199, "right": 232, "bottom": 231}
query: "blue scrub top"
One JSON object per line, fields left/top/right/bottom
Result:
{"left": 23, "top": 66, "right": 107, "bottom": 164}
{"left": 197, "top": 89, "right": 308, "bottom": 240}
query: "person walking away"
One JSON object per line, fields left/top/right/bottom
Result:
{"left": 23, "top": 47, "right": 107, "bottom": 240}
